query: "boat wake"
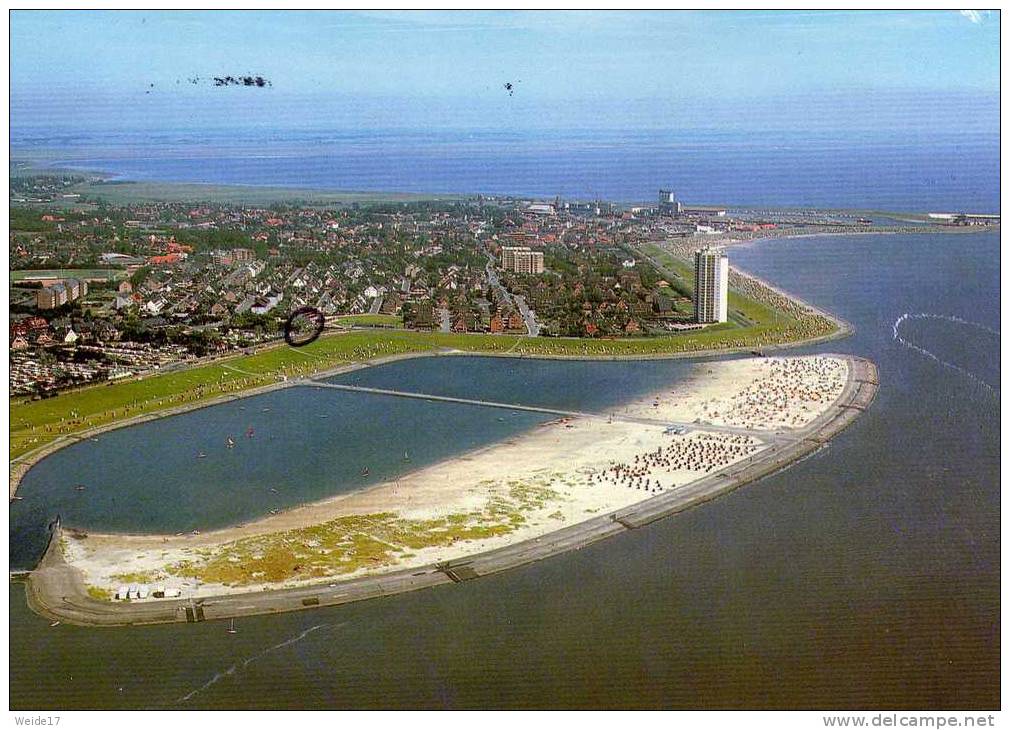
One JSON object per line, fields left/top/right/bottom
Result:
{"left": 892, "top": 312, "right": 999, "bottom": 399}
{"left": 174, "top": 622, "right": 339, "bottom": 705}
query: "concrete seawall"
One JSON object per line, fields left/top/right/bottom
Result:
{"left": 24, "top": 355, "right": 878, "bottom": 627}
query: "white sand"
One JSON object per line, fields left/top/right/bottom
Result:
{"left": 63, "top": 355, "right": 849, "bottom": 600}
{"left": 618, "top": 355, "right": 848, "bottom": 430}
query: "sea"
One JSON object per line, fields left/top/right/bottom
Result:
{"left": 9, "top": 227, "right": 1000, "bottom": 709}
{"left": 11, "top": 127, "right": 1001, "bottom": 212}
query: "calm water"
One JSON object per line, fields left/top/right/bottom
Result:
{"left": 13, "top": 128, "right": 1001, "bottom": 211}
{"left": 10, "top": 231, "right": 999, "bottom": 709}
{"left": 10, "top": 358, "right": 696, "bottom": 568}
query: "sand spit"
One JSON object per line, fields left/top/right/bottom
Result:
{"left": 23, "top": 355, "right": 876, "bottom": 630}
{"left": 54, "top": 355, "right": 849, "bottom": 604}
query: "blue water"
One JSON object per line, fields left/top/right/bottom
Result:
{"left": 9, "top": 357, "right": 697, "bottom": 569}
{"left": 13, "top": 128, "right": 1000, "bottom": 211}
{"left": 327, "top": 356, "right": 698, "bottom": 411}
{"left": 9, "top": 230, "right": 1000, "bottom": 709}
{"left": 9, "top": 388, "right": 549, "bottom": 565}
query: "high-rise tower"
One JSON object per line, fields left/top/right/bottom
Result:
{"left": 694, "top": 247, "right": 729, "bottom": 323}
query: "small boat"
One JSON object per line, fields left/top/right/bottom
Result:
{"left": 269, "top": 509, "right": 279, "bottom": 515}
{"left": 12, "top": 495, "right": 24, "bottom": 501}
{"left": 262, "top": 407, "right": 271, "bottom": 413}
{"left": 50, "top": 621, "right": 61, "bottom": 628}
{"left": 226, "top": 437, "right": 235, "bottom": 448}
{"left": 403, "top": 451, "right": 410, "bottom": 461}
{"left": 269, "top": 487, "right": 278, "bottom": 493}
{"left": 197, "top": 452, "right": 207, "bottom": 459}
{"left": 361, "top": 467, "right": 370, "bottom": 477}
{"left": 226, "top": 618, "right": 237, "bottom": 635}
{"left": 74, "top": 484, "right": 86, "bottom": 492}
{"left": 246, "top": 426, "right": 255, "bottom": 438}
{"left": 90, "top": 438, "right": 100, "bottom": 442}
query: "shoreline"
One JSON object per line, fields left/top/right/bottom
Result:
{"left": 13, "top": 158, "right": 1001, "bottom": 217}
{"left": 24, "top": 354, "right": 879, "bottom": 626}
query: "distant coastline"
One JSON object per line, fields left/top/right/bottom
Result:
{"left": 12, "top": 160, "right": 1001, "bottom": 220}
{"left": 10, "top": 123, "right": 1001, "bottom": 213}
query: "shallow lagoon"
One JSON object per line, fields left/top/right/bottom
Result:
{"left": 11, "top": 358, "right": 697, "bottom": 567}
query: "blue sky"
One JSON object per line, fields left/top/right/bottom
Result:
{"left": 10, "top": 10, "right": 1000, "bottom": 134}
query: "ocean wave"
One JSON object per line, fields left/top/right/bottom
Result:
{"left": 891, "top": 312, "right": 999, "bottom": 399}
{"left": 175, "top": 621, "right": 339, "bottom": 705}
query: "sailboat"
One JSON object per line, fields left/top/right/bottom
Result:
{"left": 361, "top": 467, "right": 370, "bottom": 477}
{"left": 226, "top": 618, "right": 237, "bottom": 634}
{"left": 403, "top": 451, "right": 410, "bottom": 461}
{"left": 226, "top": 436, "right": 235, "bottom": 449}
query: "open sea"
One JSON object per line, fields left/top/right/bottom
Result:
{"left": 11, "top": 128, "right": 1001, "bottom": 212}
{"left": 9, "top": 229, "right": 999, "bottom": 709}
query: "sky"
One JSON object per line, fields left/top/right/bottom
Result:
{"left": 9, "top": 10, "right": 1001, "bottom": 135}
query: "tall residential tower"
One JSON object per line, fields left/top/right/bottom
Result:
{"left": 694, "top": 246, "right": 729, "bottom": 324}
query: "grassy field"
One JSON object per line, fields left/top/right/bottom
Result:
{"left": 89, "top": 478, "right": 560, "bottom": 591}
{"left": 641, "top": 243, "right": 812, "bottom": 331}
{"left": 11, "top": 268, "right": 127, "bottom": 282}
{"left": 333, "top": 313, "right": 404, "bottom": 328}
{"left": 66, "top": 180, "right": 469, "bottom": 207}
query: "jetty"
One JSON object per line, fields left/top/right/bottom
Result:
{"left": 298, "top": 380, "right": 782, "bottom": 440}
{"left": 23, "top": 355, "right": 878, "bottom": 627}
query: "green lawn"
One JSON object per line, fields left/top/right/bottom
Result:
{"left": 66, "top": 180, "right": 468, "bottom": 207}
{"left": 333, "top": 313, "right": 404, "bottom": 328}
{"left": 11, "top": 268, "right": 127, "bottom": 283}
{"left": 641, "top": 243, "right": 796, "bottom": 330}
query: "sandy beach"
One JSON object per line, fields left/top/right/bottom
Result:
{"left": 62, "top": 355, "right": 849, "bottom": 601}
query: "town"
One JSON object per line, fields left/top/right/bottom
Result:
{"left": 9, "top": 176, "right": 994, "bottom": 397}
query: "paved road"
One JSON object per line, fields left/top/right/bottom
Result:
{"left": 513, "top": 294, "right": 540, "bottom": 337}
{"left": 483, "top": 249, "right": 538, "bottom": 337}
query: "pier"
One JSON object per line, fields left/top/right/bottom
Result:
{"left": 297, "top": 379, "right": 783, "bottom": 440}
